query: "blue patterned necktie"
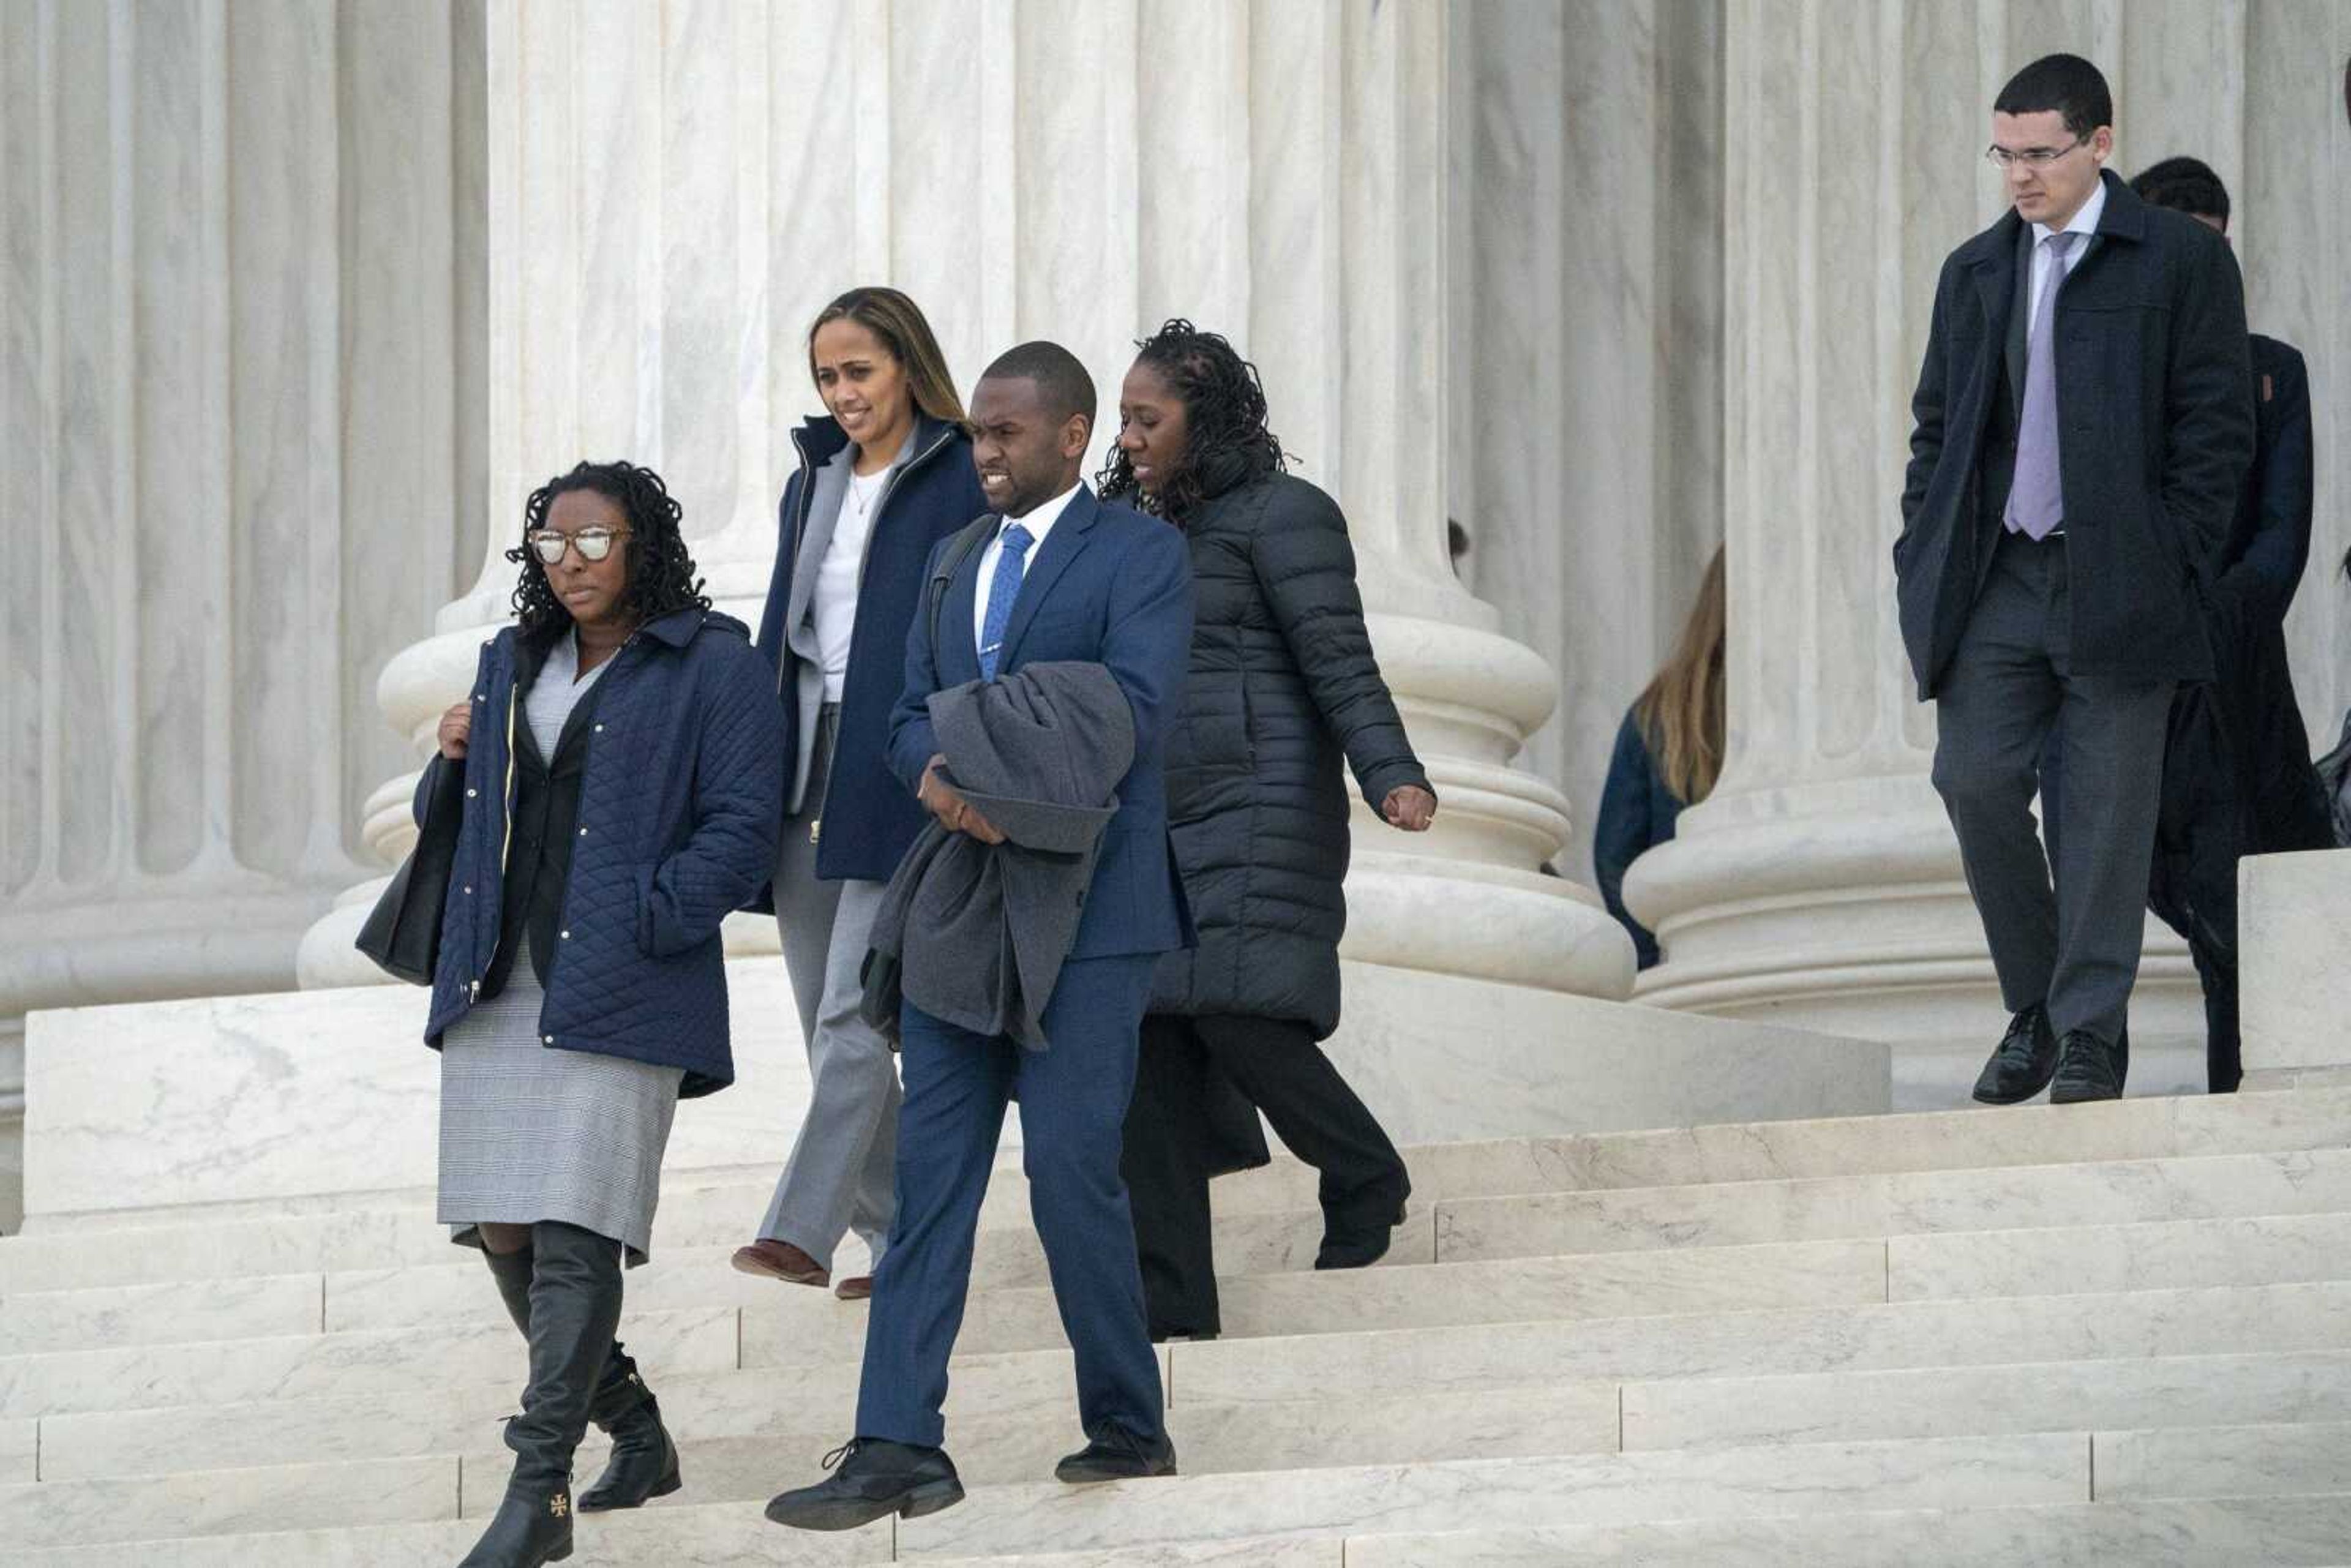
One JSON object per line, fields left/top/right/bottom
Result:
{"left": 2005, "top": 230, "right": 2079, "bottom": 539}
{"left": 977, "top": 522, "right": 1034, "bottom": 680}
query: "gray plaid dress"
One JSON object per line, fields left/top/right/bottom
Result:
{"left": 437, "top": 632, "right": 686, "bottom": 1264}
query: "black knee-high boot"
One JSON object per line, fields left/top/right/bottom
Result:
{"left": 476, "top": 1244, "right": 681, "bottom": 1512}
{"left": 456, "top": 1221, "right": 623, "bottom": 1568}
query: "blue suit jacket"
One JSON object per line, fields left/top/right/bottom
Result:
{"left": 888, "top": 484, "right": 1196, "bottom": 959}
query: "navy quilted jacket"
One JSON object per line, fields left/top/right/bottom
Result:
{"left": 421, "top": 606, "right": 785, "bottom": 1096}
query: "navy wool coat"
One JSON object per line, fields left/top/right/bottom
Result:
{"left": 422, "top": 606, "right": 785, "bottom": 1096}
{"left": 752, "top": 415, "right": 990, "bottom": 889}
{"left": 1591, "top": 707, "right": 1686, "bottom": 971}
{"left": 1897, "top": 171, "right": 2255, "bottom": 699}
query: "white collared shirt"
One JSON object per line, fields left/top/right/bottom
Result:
{"left": 972, "top": 481, "right": 1082, "bottom": 659}
{"left": 2027, "top": 174, "right": 2107, "bottom": 322}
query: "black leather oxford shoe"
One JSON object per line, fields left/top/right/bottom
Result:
{"left": 1971, "top": 1002, "right": 2059, "bottom": 1105}
{"left": 2050, "top": 1026, "right": 2128, "bottom": 1104}
{"left": 1054, "top": 1426, "right": 1178, "bottom": 1484}
{"left": 764, "top": 1438, "right": 963, "bottom": 1531}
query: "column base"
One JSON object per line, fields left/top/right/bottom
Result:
{"left": 1326, "top": 959, "right": 1889, "bottom": 1147}
{"left": 1627, "top": 775, "right": 2201, "bottom": 1109}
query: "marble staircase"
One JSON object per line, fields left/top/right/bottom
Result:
{"left": 7, "top": 1088, "right": 2351, "bottom": 1562}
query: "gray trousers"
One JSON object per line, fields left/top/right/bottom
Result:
{"left": 759, "top": 707, "right": 901, "bottom": 1271}
{"left": 1930, "top": 530, "right": 2175, "bottom": 1048}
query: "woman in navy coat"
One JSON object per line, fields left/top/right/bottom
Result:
{"left": 733, "top": 288, "right": 990, "bottom": 1301}
{"left": 1593, "top": 546, "right": 1725, "bottom": 969}
{"left": 427, "top": 461, "right": 783, "bottom": 1567}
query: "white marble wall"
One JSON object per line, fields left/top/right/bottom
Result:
{"left": 1624, "top": 0, "right": 2351, "bottom": 1107}
{"left": 0, "top": 0, "right": 487, "bottom": 1225}
{"left": 1449, "top": 0, "right": 1727, "bottom": 882}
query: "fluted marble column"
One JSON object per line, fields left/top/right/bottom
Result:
{"left": 1626, "top": 0, "right": 2351, "bottom": 1106}
{"left": 302, "top": 0, "right": 1632, "bottom": 1002}
{"left": 1, "top": 0, "right": 485, "bottom": 1223}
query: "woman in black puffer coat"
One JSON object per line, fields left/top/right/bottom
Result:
{"left": 1103, "top": 320, "right": 1436, "bottom": 1341}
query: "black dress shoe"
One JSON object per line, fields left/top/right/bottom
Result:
{"left": 2050, "top": 1027, "right": 2128, "bottom": 1103}
{"left": 1055, "top": 1426, "right": 1178, "bottom": 1484}
{"left": 1971, "top": 1003, "right": 2059, "bottom": 1105}
{"left": 764, "top": 1439, "right": 963, "bottom": 1531}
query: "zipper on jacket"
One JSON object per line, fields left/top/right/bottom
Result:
{"left": 476, "top": 672, "right": 522, "bottom": 997}
{"left": 810, "top": 422, "right": 961, "bottom": 844}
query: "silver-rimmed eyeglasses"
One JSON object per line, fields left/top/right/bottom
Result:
{"left": 1985, "top": 138, "right": 2088, "bottom": 170}
{"left": 527, "top": 527, "right": 630, "bottom": 565}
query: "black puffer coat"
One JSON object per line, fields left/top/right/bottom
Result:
{"left": 1149, "top": 470, "right": 1431, "bottom": 1039}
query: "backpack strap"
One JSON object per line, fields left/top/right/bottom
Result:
{"left": 926, "top": 515, "right": 1000, "bottom": 664}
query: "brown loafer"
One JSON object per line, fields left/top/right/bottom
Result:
{"left": 833, "top": 1275, "right": 874, "bottom": 1301}
{"left": 730, "top": 1239, "right": 829, "bottom": 1286}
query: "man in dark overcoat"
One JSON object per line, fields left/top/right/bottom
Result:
{"left": 1897, "top": 54, "right": 2255, "bottom": 1105}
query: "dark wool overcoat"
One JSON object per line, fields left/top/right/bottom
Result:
{"left": 1897, "top": 171, "right": 2255, "bottom": 699}
{"left": 1149, "top": 471, "right": 1431, "bottom": 1040}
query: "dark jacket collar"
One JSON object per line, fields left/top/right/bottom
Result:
{"left": 1960, "top": 168, "right": 2145, "bottom": 272}
{"left": 792, "top": 411, "right": 964, "bottom": 474}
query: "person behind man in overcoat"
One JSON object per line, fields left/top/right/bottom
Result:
{"left": 1897, "top": 53, "right": 2255, "bottom": 1106}
{"left": 734, "top": 287, "right": 989, "bottom": 1302}
{"left": 2039, "top": 156, "right": 2334, "bottom": 1095}
{"left": 765, "top": 340, "right": 1195, "bottom": 1530}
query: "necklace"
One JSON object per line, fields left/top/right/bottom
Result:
{"left": 847, "top": 465, "right": 887, "bottom": 517}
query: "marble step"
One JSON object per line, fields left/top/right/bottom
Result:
{"left": 0, "top": 1304, "right": 743, "bottom": 1422}
{"left": 893, "top": 1432, "right": 2093, "bottom": 1558}
{"left": 1436, "top": 1147, "right": 2351, "bottom": 1261}
{"left": 31, "top": 1341, "right": 1123, "bottom": 1477}
{"left": 2096, "top": 1419, "right": 2351, "bottom": 1501}
{"left": 482, "top": 1378, "right": 1620, "bottom": 1513}
{"left": 1338, "top": 1494, "right": 2351, "bottom": 1568}
{"left": 2, "top": 1416, "right": 36, "bottom": 1482}
{"left": 22, "top": 1258, "right": 2351, "bottom": 1443}
{"left": 5, "top": 1381, "right": 1617, "bottom": 1543}
{"left": 12, "top": 1431, "right": 2093, "bottom": 1561}
{"left": 1621, "top": 1348, "right": 2351, "bottom": 1450}
{"left": 341, "top": 1236, "right": 1883, "bottom": 1354}
{"left": 15, "top": 1081, "right": 2351, "bottom": 1295}
{"left": 0, "top": 1453, "right": 458, "bottom": 1551}
{"left": 23, "top": 1493, "right": 2351, "bottom": 1568}
{"left": 1890, "top": 1210, "right": 2351, "bottom": 1300}
{"left": 29, "top": 1144, "right": 2351, "bottom": 1359}
{"left": 1166, "top": 1278, "right": 2351, "bottom": 1406}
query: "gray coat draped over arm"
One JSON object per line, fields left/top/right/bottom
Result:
{"left": 862, "top": 661, "right": 1137, "bottom": 1049}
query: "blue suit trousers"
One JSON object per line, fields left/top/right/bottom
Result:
{"left": 853, "top": 954, "right": 1166, "bottom": 1449}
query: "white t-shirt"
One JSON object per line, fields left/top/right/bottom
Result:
{"left": 814, "top": 461, "right": 891, "bottom": 702}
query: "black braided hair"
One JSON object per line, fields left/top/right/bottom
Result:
{"left": 507, "top": 460, "right": 711, "bottom": 639}
{"left": 1095, "top": 319, "right": 1286, "bottom": 527}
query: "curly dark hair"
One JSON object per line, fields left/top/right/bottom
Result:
{"left": 1095, "top": 318, "right": 1286, "bottom": 525}
{"left": 507, "top": 460, "right": 711, "bottom": 639}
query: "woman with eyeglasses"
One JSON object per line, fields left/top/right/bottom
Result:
{"left": 426, "top": 460, "right": 782, "bottom": 1568}
{"left": 731, "top": 288, "right": 988, "bottom": 1302}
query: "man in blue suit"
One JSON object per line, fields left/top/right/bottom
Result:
{"left": 767, "top": 341, "right": 1194, "bottom": 1531}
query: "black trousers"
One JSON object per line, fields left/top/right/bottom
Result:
{"left": 1120, "top": 1012, "right": 1407, "bottom": 1338}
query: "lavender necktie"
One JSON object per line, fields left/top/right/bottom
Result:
{"left": 2005, "top": 230, "right": 2079, "bottom": 540}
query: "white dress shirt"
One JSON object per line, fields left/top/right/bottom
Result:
{"left": 972, "top": 481, "right": 1082, "bottom": 659}
{"left": 2027, "top": 174, "right": 2107, "bottom": 324}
